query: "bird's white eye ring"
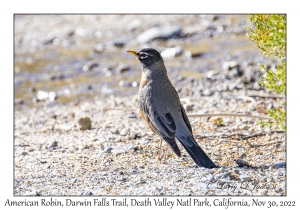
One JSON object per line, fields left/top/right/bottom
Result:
{"left": 139, "top": 52, "right": 148, "bottom": 59}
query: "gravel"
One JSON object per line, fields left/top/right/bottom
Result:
{"left": 14, "top": 92, "right": 286, "bottom": 196}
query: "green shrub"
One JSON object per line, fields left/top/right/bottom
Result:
{"left": 247, "top": 14, "right": 286, "bottom": 131}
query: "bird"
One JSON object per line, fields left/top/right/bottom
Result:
{"left": 127, "top": 48, "right": 217, "bottom": 168}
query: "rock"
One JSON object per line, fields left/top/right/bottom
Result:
{"left": 126, "top": 19, "right": 141, "bottom": 31}
{"left": 114, "top": 137, "right": 121, "bottom": 142}
{"left": 222, "top": 61, "right": 242, "bottom": 77}
{"left": 49, "top": 141, "right": 58, "bottom": 149}
{"left": 111, "top": 128, "right": 120, "bottom": 135}
{"left": 29, "top": 87, "right": 37, "bottom": 93}
{"left": 216, "top": 172, "right": 232, "bottom": 179}
{"left": 44, "top": 38, "right": 56, "bottom": 45}
{"left": 111, "top": 147, "right": 125, "bottom": 155}
{"left": 59, "top": 123, "right": 73, "bottom": 131}
{"left": 70, "top": 178, "right": 77, "bottom": 184}
{"left": 240, "top": 174, "right": 251, "bottom": 181}
{"left": 48, "top": 92, "right": 57, "bottom": 102}
{"left": 78, "top": 117, "right": 92, "bottom": 130}
{"left": 161, "top": 46, "right": 183, "bottom": 58}
{"left": 14, "top": 99, "right": 24, "bottom": 105}
{"left": 36, "top": 90, "right": 49, "bottom": 101}
{"left": 113, "top": 41, "right": 126, "bottom": 48}
{"left": 122, "top": 144, "right": 138, "bottom": 151}
{"left": 93, "top": 43, "right": 104, "bottom": 53}
{"left": 222, "top": 61, "right": 239, "bottom": 71}
{"left": 202, "top": 89, "right": 213, "bottom": 96}
{"left": 120, "top": 128, "right": 128, "bottom": 136}
{"left": 137, "top": 26, "right": 182, "bottom": 43}
{"left": 116, "top": 64, "right": 130, "bottom": 74}
{"left": 206, "top": 70, "right": 220, "bottom": 79}
{"left": 83, "top": 62, "right": 100, "bottom": 71}
{"left": 50, "top": 74, "right": 65, "bottom": 80}
{"left": 236, "top": 159, "right": 250, "bottom": 167}
{"left": 128, "top": 113, "right": 137, "bottom": 118}
{"left": 24, "top": 189, "right": 40, "bottom": 196}
{"left": 97, "top": 147, "right": 113, "bottom": 157}
{"left": 228, "top": 82, "right": 243, "bottom": 90}
{"left": 185, "top": 50, "right": 204, "bottom": 58}
{"left": 238, "top": 125, "right": 250, "bottom": 130}
{"left": 27, "top": 147, "right": 34, "bottom": 152}
{"left": 21, "top": 151, "right": 28, "bottom": 156}
{"left": 195, "top": 182, "right": 207, "bottom": 189}
{"left": 273, "top": 162, "right": 286, "bottom": 168}
{"left": 130, "top": 132, "right": 138, "bottom": 139}
{"left": 36, "top": 90, "right": 57, "bottom": 102}
{"left": 83, "top": 191, "right": 93, "bottom": 196}
{"left": 184, "top": 104, "right": 194, "bottom": 112}
{"left": 210, "top": 117, "right": 224, "bottom": 127}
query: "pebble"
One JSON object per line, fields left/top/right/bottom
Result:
{"left": 126, "top": 19, "right": 141, "bottom": 31}
{"left": 195, "top": 182, "right": 207, "bottom": 189}
{"left": 130, "top": 132, "right": 138, "bottom": 139}
{"left": 78, "top": 117, "right": 92, "bottom": 130}
{"left": 240, "top": 174, "right": 251, "bottom": 181}
{"left": 93, "top": 43, "right": 104, "bottom": 53}
{"left": 222, "top": 61, "right": 239, "bottom": 71}
{"left": 36, "top": 90, "right": 57, "bottom": 102}
{"left": 122, "top": 144, "right": 138, "bottom": 151}
{"left": 128, "top": 113, "right": 137, "bottom": 118}
{"left": 59, "top": 123, "right": 72, "bottom": 131}
{"left": 184, "top": 104, "right": 194, "bottom": 112}
{"left": 216, "top": 171, "right": 232, "bottom": 179}
{"left": 273, "top": 162, "right": 286, "bottom": 168}
{"left": 236, "top": 159, "right": 250, "bottom": 167}
{"left": 113, "top": 41, "right": 126, "bottom": 48}
{"left": 70, "top": 178, "right": 77, "bottom": 184}
{"left": 24, "top": 189, "right": 40, "bottom": 196}
{"left": 137, "top": 26, "right": 182, "bottom": 43}
{"left": 161, "top": 46, "right": 183, "bottom": 58}
{"left": 111, "top": 147, "right": 126, "bottom": 155}
{"left": 97, "top": 147, "right": 113, "bottom": 157}
{"left": 203, "top": 89, "right": 213, "bottom": 96}
{"left": 185, "top": 50, "right": 204, "bottom": 58}
{"left": 15, "top": 99, "right": 24, "bottom": 105}
{"left": 83, "top": 191, "right": 93, "bottom": 196}
{"left": 48, "top": 141, "right": 58, "bottom": 149}
{"left": 111, "top": 128, "right": 120, "bottom": 135}
{"left": 83, "top": 62, "right": 100, "bottom": 71}
{"left": 120, "top": 128, "right": 128, "bottom": 136}
{"left": 116, "top": 64, "right": 130, "bottom": 74}
{"left": 238, "top": 125, "right": 250, "bottom": 130}
{"left": 21, "top": 151, "right": 29, "bottom": 156}
{"left": 36, "top": 90, "right": 49, "bottom": 101}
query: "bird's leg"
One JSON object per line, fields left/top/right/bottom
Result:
{"left": 157, "top": 138, "right": 163, "bottom": 162}
{"left": 163, "top": 143, "right": 168, "bottom": 160}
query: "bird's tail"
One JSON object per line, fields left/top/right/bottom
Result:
{"left": 176, "top": 134, "right": 216, "bottom": 168}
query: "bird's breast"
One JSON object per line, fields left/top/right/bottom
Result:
{"left": 139, "top": 72, "right": 149, "bottom": 91}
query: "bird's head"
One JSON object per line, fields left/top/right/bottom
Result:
{"left": 127, "top": 48, "right": 163, "bottom": 67}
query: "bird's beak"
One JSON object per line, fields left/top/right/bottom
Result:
{"left": 127, "top": 51, "right": 138, "bottom": 58}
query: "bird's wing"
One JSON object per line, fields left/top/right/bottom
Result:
{"left": 139, "top": 93, "right": 181, "bottom": 157}
{"left": 180, "top": 104, "right": 192, "bottom": 133}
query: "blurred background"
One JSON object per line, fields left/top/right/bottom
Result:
{"left": 14, "top": 15, "right": 273, "bottom": 111}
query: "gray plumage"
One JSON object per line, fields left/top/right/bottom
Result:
{"left": 130, "top": 48, "right": 216, "bottom": 168}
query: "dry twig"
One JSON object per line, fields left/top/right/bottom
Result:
{"left": 194, "top": 130, "right": 284, "bottom": 140}
{"left": 187, "top": 113, "right": 272, "bottom": 120}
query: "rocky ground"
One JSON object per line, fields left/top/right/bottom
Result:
{"left": 14, "top": 86, "right": 286, "bottom": 196}
{"left": 14, "top": 15, "right": 286, "bottom": 196}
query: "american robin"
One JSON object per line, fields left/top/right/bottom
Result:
{"left": 127, "top": 48, "right": 216, "bottom": 168}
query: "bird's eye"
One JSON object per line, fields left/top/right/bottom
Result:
{"left": 139, "top": 52, "right": 148, "bottom": 59}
